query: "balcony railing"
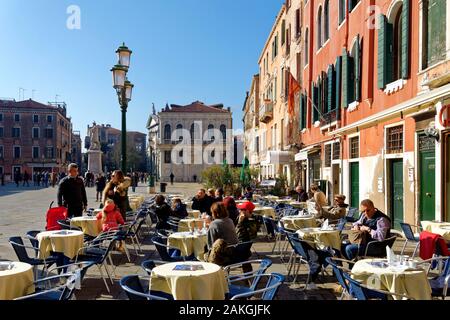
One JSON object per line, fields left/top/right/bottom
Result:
{"left": 259, "top": 100, "right": 274, "bottom": 124}
{"left": 320, "top": 110, "right": 339, "bottom": 128}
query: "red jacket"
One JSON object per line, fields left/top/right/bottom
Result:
{"left": 96, "top": 210, "right": 125, "bottom": 232}
{"left": 419, "top": 231, "right": 450, "bottom": 260}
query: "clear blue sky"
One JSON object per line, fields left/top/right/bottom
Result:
{"left": 0, "top": 0, "right": 284, "bottom": 139}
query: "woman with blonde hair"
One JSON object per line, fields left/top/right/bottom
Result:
{"left": 102, "top": 170, "right": 131, "bottom": 219}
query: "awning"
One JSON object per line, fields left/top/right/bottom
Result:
{"left": 329, "top": 83, "right": 450, "bottom": 136}
{"left": 294, "top": 145, "right": 321, "bottom": 161}
{"left": 264, "top": 151, "right": 294, "bottom": 165}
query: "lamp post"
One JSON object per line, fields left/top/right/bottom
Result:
{"left": 111, "top": 43, "right": 133, "bottom": 174}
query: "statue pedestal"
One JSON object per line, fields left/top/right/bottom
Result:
{"left": 87, "top": 150, "right": 103, "bottom": 174}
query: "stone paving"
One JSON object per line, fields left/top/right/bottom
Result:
{"left": 0, "top": 182, "right": 420, "bottom": 300}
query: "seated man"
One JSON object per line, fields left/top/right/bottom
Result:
{"left": 342, "top": 199, "right": 391, "bottom": 260}
{"left": 192, "top": 188, "right": 214, "bottom": 216}
{"left": 295, "top": 185, "right": 309, "bottom": 202}
{"left": 241, "top": 187, "right": 254, "bottom": 201}
{"left": 315, "top": 194, "right": 349, "bottom": 223}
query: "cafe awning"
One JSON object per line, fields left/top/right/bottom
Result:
{"left": 294, "top": 145, "right": 321, "bottom": 161}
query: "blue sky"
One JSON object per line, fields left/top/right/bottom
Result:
{"left": 0, "top": 0, "right": 284, "bottom": 139}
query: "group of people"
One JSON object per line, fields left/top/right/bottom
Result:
{"left": 11, "top": 170, "right": 62, "bottom": 188}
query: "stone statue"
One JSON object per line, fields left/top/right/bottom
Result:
{"left": 90, "top": 124, "right": 100, "bottom": 151}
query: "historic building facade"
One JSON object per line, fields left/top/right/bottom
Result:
{"left": 0, "top": 99, "right": 73, "bottom": 181}
{"left": 157, "top": 101, "right": 233, "bottom": 182}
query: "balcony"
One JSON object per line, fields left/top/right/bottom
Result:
{"left": 320, "top": 110, "right": 339, "bottom": 128}
{"left": 259, "top": 100, "right": 274, "bottom": 124}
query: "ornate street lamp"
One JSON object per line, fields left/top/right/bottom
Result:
{"left": 111, "top": 43, "right": 133, "bottom": 173}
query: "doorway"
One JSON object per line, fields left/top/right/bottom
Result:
{"left": 390, "top": 159, "right": 404, "bottom": 229}
{"left": 419, "top": 134, "right": 436, "bottom": 221}
{"left": 332, "top": 164, "right": 340, "bottom": 197}
{"left": 349, "top": 162, "right": 360, "bottom": 208}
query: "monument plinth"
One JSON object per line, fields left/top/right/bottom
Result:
{"left": 87, "top": 123, "right": 103, "bottom": 175}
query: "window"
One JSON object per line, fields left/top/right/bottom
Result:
{"left": 32, "top": 127, "right": 39, "bottom": 139}
{"left": 299, "top": 94, "right": 307, "bottom": 130}
{"left": 207, "top": 124, "right": 215, "bottom": 141}
{"left": 305, "top": 29, "right": 309, "bottom": 65}
{"left": 317, "top": 6, "right": 323, "bottom": 49}
{"left": 350, "top": 136, "right": 360, "bottom": 159}
{"left": 164, "top": 151, "right": 171, "bottom": 164}
{"left": 33, "top": 115, "right": 39, "bottom": 123}
{"left": 12, "top": 127, "right": 20, "bottom": 138}
{"left": 14, "top": 114, "right": 20, "bottom": 122}
{"left": 0, "top": 114, "right": 3, "bottom": 121}
{"left": 176, "top": 124, "right": 183, "bottom": 141}
{"left": 255, "top": 136, "right": 260, "bottom": 154}
{"left": 295, "top": 9, "right": 301, "bottom": 38}
{"left": 333, "top": 142, "right": 341, "bottom": 160}
{"left": 47, "top": 115, "right": 53, "bottom": 123}
{"left": 324, "top": 144, "right": 332, "bottom": 167}
{"left": 324, "top": 0, "right": 330, "bottom": 42}
{"left": 343, "top": 36, "right": 362, "bottom": 106}
{"left": 348, "top": 0, "right": 360, "bottom": 12}
{"left": 33, "top": 146, "right": 39, "bottom": 159}
{"left": 190, "top": 123, "right": 200, "bottom": 141}
{"left": 0, "top": 146, "right": 3, "bottom": 158}
{"left": 44, "top": 128, "right": 53, "bottom": 139}
{"left": 386, "top": 125, "right": 404, "bottom": 154}
{"left": 220, "top": 125, "right": 227, "bottom": 141}
{"left": 14, "top": 146, "right": 21, "bottom": 159}
{"left": 0, "top": 127, "right": 3, "bottom": 138}
{"left": 339, "top": 0, "right": 346, "bottom": 24}
{"left": 179, "top": 150, "right": 183, "bottom": 158}
{"left": 423, "top": 0, "right": 446, "bottom": 69}
{"left": 164, "top": 124, "right": 171, "bottom": 141}
{"left": 281, "top": 20, "right": 286, "bottom": 45}
{"left": 46, "top": 147, "right": 54, "bottom": 159}
{"left": 272, "top": 33, "right": 279, "bottom": 60}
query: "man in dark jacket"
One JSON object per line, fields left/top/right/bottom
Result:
{"left": 192, "top": 189, "right": 214, "bottom": 216}
{"left": 236, "top": 202, "right": 260, "bottom": 242}
{"left": 153, "top": 195, "right": 172, "bottom": 230}
{"left": 57, "top": 163, "right": 87, "bottom": 218}
{"left": 295, "top": 186, "right": 309, "bottom": 202}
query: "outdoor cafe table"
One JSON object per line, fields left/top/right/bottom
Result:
{"left": 168, "top": 232, "right": 208, "bottom": 261}
{"left": 178, "top": 218, "right": 205, "bottom": 232}
{"left": 70, "top": 216, "right": 101, "bottom": 237}
{"left": 421, "top": 221, "right": 450, "bottom": 241}
{"left": 281, "top": 215, "right": 317, "bottom": 230}
{"left": 36, "top": 230, "right": 84, "bottom": 260}
{"left": 274, "top": 198, "right": 292, "bottom": 204}
{"left": 0, "top": 262, "right": 34, "bottom": 300}
{"left": 149, "top": 261, "right": 228, "bottom": 300}
{"left": 289, "top": 201, "right": 308, "bottom": 209}
{"left": 351, "top": 258, "right": 432, "bottom": 300}
{"left": 296, "top": 227, "right": 341, "bottom": 251}
{"left": 187, "top": 210, "right": 201, "bottom": 219}
{"left": 252, "top": 207, "right": 276, "bottom": 219}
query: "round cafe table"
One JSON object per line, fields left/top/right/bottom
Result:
{"left": 168, "top": 232, "right": 208, "bottom": 261}
{"left": 0, "top": 262, "right": 34, "bottom": 300}
{"left": 187, "top": 210, "right": 201, "bottom": 219}
{"left": 70, "top": 216, "right": 101, "bottom": 237}
{"left": 36, "top": 230, "right": 84, "bottom": 260}
{"left": 289, "top": 201, "right": 308, "bottom": 209}
{"left": 421, "top": 221, "right": 450, "bottom": 241}
{"left": 252, "top": 207, "right": 276, "bottom": 219}
{"left": 296, "top": 227, "right": 341, "bottom": 251}
{"left": 281, "top": 215, "right": 317, "bottom": 230}
{"left": 149, "top": 261, "right": 228, "bottom": 300}
{"left": 178, "top": 218, "right": 205, "bottom": 232}
{"left": 351, "top": 258, "right": 432, "bottom": 300}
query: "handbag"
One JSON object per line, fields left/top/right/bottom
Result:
{"left": 348, "top": 229, "right": 370, "bottom": 245}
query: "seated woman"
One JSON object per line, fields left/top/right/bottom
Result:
{"left": 152, "top": 195, "right": 173, "bottom": 230}
{"left": 205, "top": 202, "right": 238, "bottom": 266}
{"left": 223, "top": 196, "right": 239, "bottom": 225}
{"left": 171, "top": 198, "right": 188, "bottom": 219}
{"left": 96, "top": 199, "right": 125, "bottom": 232}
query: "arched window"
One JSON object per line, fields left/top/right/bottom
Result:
{"left": 220, "top": 125, "right": 227, "bottom": 141}
{"left": 324, "top": 0, "right": 330, "bottom": 42}
{"left": 176, "top": 124, "right": 183, "bottom": 142}
{"left": 190, "top": 123, "right": 199, "bottom": 141}
{"left": 317, "top": 6, "right": 323, "bottom": 49}
{"left": 208, "top": 124, "right": 215, "bottom": 141}
{"left": 305, "top": 28, "right": 309, "bottom": 65}
{"left": 163, "top": 124, "right": 171, "bottom": 141}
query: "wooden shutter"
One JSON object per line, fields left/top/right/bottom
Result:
{"left": 401, "top": 0, "right": 410, "bottom": 79}
{"left": 317, "top": 76, "right": 322, "bottom": 118}
{"left": 377, "top": 14, "right": 387, "bottom": 89}
{"left": 335, "top": 56, "right": 342, "bottom": 116}
{"left": 427, "top": 0, "right": 447, "bottom": 67}
{"left": 355, "top": 34, "right": 361, "bottom": 102}
{"left": 327, "top": 65, "right": 335, "bottom": 113}
{"left": 312, "top": 82, "right": 319, "bottom": 123}
{"left": 342, "top": 48, "right": 349, "bottom": 107}
{"left": 299, "top": 94, "right": 306, "bottom": 130}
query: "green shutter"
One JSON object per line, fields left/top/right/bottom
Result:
{"left": 335, "top": 56, "right": 342, "bottom": 116}
{"left": 312, "top": 82, "right": 319, "bottom": 123}
{"left": 427, "top": 0, "right": 447, "bottom": 68}
{"left": 386, "top": 22, "right": 394, "bottom": 84}
{"left": 342, "top": 49, "right": 349, "bottom": 107}
{"left": 355, "top": 34, "right": 361, "bottom": 102}
{"left": 317, "top": 76, "right": 322, "bottom": 118}
{"left": 401, "top": 0, "right": 410, "bottom": 79}
{"left": 328, "top": 65, "right": 336, "bottom": 113}
{"left": 377, "top": 15, "right": 387, "bottom": 89}
{"left": 299, "top": 93, "right": 306, "bottom": 130}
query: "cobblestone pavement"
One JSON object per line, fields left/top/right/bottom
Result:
{"left": 0, "top": 182, "right": 419, "bottom": 300}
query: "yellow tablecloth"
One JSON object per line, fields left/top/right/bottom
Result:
{"left": 36, "top": 230, "right": 84, "bottom": 259}
{"left": 150, "top": 262, "right": 228, "bottom": 300}
{"left": 178, "top": 219, "right": 205, "bottom": 232}
{"left": 289, "top": 202, "right": 308, "bottom": 209}
{"left": 282, "top": 216, "right": 317, "bottom": 230}
{"left": 351, "top": 259, "right": 432, "bottom": 300}
{"left": 168, "top": 232, "right": 208, "bottom": 261}
{"left": 187, "top": 210, "right": 201, "bottom": 219}
{"left": 0, "top": 262, "right": 34, "bottom": 300}
{"left": 421, "top": 221, "right": 450, "bottom": 240}
{"left": 296, "top": 227, "right": 341, "bottom": 250}
{"left": 70, "top": 216, "right": 101, "bottom": 237}
{"left": 274, "top": 199, "right": 292, "bottom": 204}
{"left": 253, "top": 207, "right": 276, "bottom": 219}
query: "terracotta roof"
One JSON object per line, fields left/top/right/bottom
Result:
{"left": 0, "top": 99, "right": 55, "bottom": 109}
{"left": 162, "top": 101, "right": 230, "bottom": 114}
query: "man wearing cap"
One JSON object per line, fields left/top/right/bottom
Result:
{"left": 316, "top": 194, "right": 349, "bottom": 222}
{"left": 236, "top": 202, "right": 260, "bottom": 242}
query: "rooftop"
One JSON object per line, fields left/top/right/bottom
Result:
{"left": 161, "top": 101, "right": 231, "bottom": 114}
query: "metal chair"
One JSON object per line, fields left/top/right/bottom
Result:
{"left": 417, "top": 256, "right": 450, "bottom": 299}
{"left": 119, "top": 275, "right": 170, "bottom": 300}
{"left": 325, "top": 257, "right": 355, "bottom": 300}
{"left": 230, "top": 273, "right": 285, "bottom": 300}
{"left": 285, "top": 232, "right": 315, "bottom": 287}
{"left": 363, "top": 236, "right": 397, "bottom": 258}
{"left": 400, "top": 222, "right": 421, "bottom": 258}
{"left": 15, "top": 272, "right": 79, "bottom": 300}
{"left": 151, "top": 236, "right": 187, "bottom": 262}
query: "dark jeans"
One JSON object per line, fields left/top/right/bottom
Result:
{"left": 67, "top": 206, "right": 83, "bottom": 218}
{"left": 303, "top": 243, "right": 333, "bottom": 282}
{"left": 342, "top": 243, "right": 366, "bottom": 260}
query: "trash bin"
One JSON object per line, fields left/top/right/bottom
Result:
{"left": 160, "top": 183, "right": 167, "bottom": 193}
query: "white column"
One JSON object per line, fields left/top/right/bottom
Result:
{"left": 435, "top": 100, "right": 444, "bottom": 220}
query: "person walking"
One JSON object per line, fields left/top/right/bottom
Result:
{"left": 57, "top": 163, "right": 88, "bottom": 218}
{"left": 23, "top": 171, "right": 30, "bottom": 187}
{"left": 95, "top": 173, "right": 106, "bottom": 202}
{"left": 170, "top": 172, "right": 175, "bottom": 185}
{"left": 51, "top": 171, "right": 57, "bottom": 188}
{"left": 102, "top": 170, "right": 131, "bottom": 220}
{"left": 14, "top": 171, "right": 20, "bottom": 188}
